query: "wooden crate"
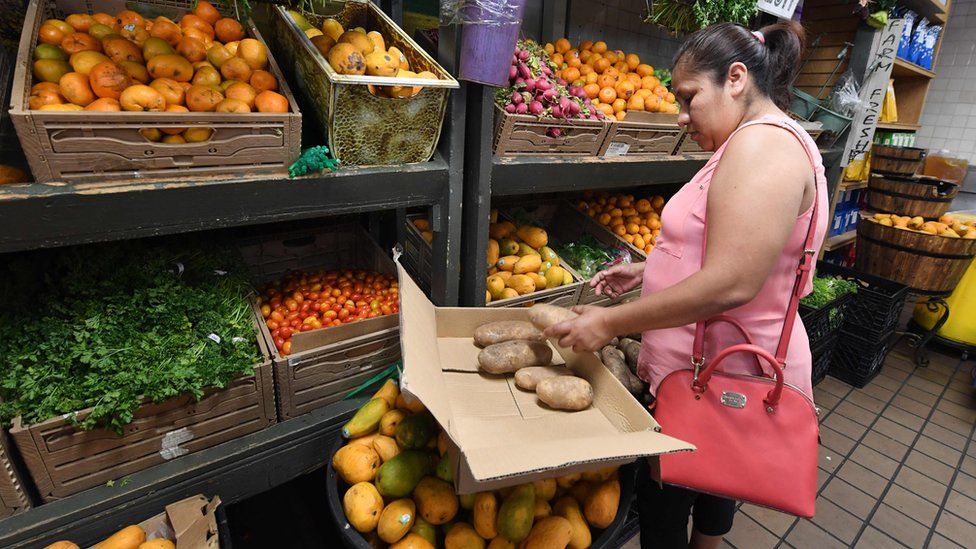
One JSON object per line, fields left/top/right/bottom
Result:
{"left": 502, "top": 201, "right": 645, "bottom": 306}
{"left": 267, "top": 1, "right": 456, "bottom": 166}
{"left": 10, "top": 0, "right": 301, "bottom": 183}
{"left": 671, "top": 127, "right": 709, "bottom": 155}
{"left": 598, "top": 112, "right": 682, "bottom": 158}
{"left": 10, "top": 354, "right": 275, "bottom": 502}
{"left": 493, "top": 105, "right": 612, "bottom": 157}
{"left": 240, "top": 224, "right": 401, "bottom": 420}
{"left": 0, "top": 430, "right": 31, "bottom": 519}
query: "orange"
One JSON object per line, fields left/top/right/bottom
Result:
{"left": 579, "top": 40, "right": 593, "bottom": 51}
{"left": 585, "top": 71, "right": 598, "bottom": 84}
{"left": 596, "top": 103, "right": 614, "bottom": 117}
{"left": 596, "top": 73, "right": 617, "bottom": 90}
{"left": 615, "top": 80, "right": 635, "bottom": 100}
{"left": 598, "top": 87, "right": 616, "bottom": 104}
{"left": 665, "top": 92, "right": 676, "bottom": 103}
{"left": 580, "top": 50, "right": 592, "bottom": 63}
{"left": 644, "top": 95, "right": 660, "bottom": 112}
{"left": 592, "top": 41, "right": 607, "bottom": 54}
{"left": 602, "top": 51, "right": 618, "bottom": 65}
{"left": 636, "top": 64, "right": 654, "bottom": 77}
{"left": 593, "top": 57, "right": 611, "bottom": 74}
{"left": 625, "top": 54, "right": 641, "bottom": 70}
{"left": 554, "top": 37, "right": 571, "bottom": 54}
{"left": 551, "top": 53, "right": 564, "bottom": 67}
{"left": 612, "top": 98, "right": 626, "bottom": 113}
{"left": 543, "top": 43, "right": 555, "bottom": 55}
{"left": 254, "top": 90, "right": 289, "bottom": 112}
{"left": 666, "top": 102, "right": 679, "bottom": 114}
{"left": 636, "top": 199, "right": 652, "bottom": 213}
{"left": 622, "top": 233, "right": 634, "bottom": 243}
{"left": 561, "top": 67, "right": 580, "bottom": 83}
{"left": 609, "top": 207, "right": 622, "bottom": 217}
{"left": 579, "top": 64, "right": 593, "bottom": 76}
{"left": 639, "top": 226, "right": 651, "bottom": 236}
{"left": 214, "top": 18, "right": 245, "bottom": 44}
{"left": 626, "top": 72, "right": 642, "bottom": 88}
{"left": 626, "top": 95, "right": 644, "bottom": 112}
{"left": 658, "top": 100, "right": 670, "bottom": 113}
{"left": 642, "top": 76, "right": 659, "bottom": 91}
{"left": 566, "top": 51, "right": 582, "bottom": 68}
{"left": 653, "top": 85, "right": 668, "bottom": 97}
{"left": 250, "top": 70, "right": 279, "bottom": 92}
{"left": 614, "top": 62, "right": 630, "bottom": 74}
{"left": 636, "top": 89, "right": 653, "bottom": 99}
{"left": 615, "top": 111, "right": 626, "bottom": 121}
{"left": 598, "top": 213, "right": 611, "bottom": 225}
{"left": 583, "top": 83, "right": 600, "bottom": 99}
{"left": 613, "top": 225, "right": 627, "bottom": 237}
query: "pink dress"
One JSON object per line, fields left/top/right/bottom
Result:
{"left": 637, "top": 116, "right": 829, "bottom": 400}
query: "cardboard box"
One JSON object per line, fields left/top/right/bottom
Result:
{"left": 86, "top": 495, "right": 220, "bottom": 549}
{"left": 396, "top": 260, "right": 693, "bottom": 494}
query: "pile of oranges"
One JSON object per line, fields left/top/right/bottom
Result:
{"left": 28, "top": 1, "right": 290, "bottom": 143}
{"left": 544, "top": 38, "right": 679, "bottom": 121}
{"left": 575, "top": 191, "right": 667, "bottom": 256}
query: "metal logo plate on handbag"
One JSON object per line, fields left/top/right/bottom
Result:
{"left": 721, "top": 392, "right": 747, "bottom": 408}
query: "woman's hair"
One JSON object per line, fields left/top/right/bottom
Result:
{"left": 672, "top": 21, "right": 806, "bottom": 110}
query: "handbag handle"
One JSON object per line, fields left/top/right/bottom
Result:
{"left": 704, "top": 315, "right": 766, "bottom": 376}
{"left": 693, "top": 119, "right": 821, "bottom": 370}
{"left": 695, "top": 343, "right": 784, "bottom": 408}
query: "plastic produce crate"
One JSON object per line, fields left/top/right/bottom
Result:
{"left": 829, "top": 328, "right": 896, "bottom": 388}
{"left": 814, "top": 262, "right": 910, "bottom": 341}
{"left": 10, "top": 0, "right": 302, "bottom": 183}
{"left": 598, "top": 112, "right": 683, "bottom": 158}
{"left": 799, "top": 291, "right": 852, "bottom": 350}
{"left": 671, "top": 127, "right": 708, "bottom": 155}
{"left": 240, "top": 224, "right": 401, "bottom": 420}
{"left": 811, "top": 332, "right": 839, "bottom": 386}
{"left": 10, "top": 340, "right": 274, "bottom": 502}
{"left": 494, "top": 104, "right": 612, "bottom": 156}
{"left": 268, "top": 1, "right": 457, "bottom": 166}
{"left": 401, "top": 213, "right": 433, "bottom": 296}
{"left": 0, "top": 430, "right": 31, "bottom": 519}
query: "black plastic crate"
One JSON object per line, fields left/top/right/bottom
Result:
{"left": 614, "top": 494, "right": 640, "bottom": 547}
{"left": 814, "top": 262, "right": 910, "bottom": 341}
{"left": 811, "top": 332, "right": 839, "bottom": 386}
{"left": 829, "top": 328, "right": 897, "bottom": 388}
{"left": 800, "top": 291, "right": 852, "bottom": 349}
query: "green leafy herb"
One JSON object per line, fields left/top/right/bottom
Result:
{"left": 553, "top": 234, "right": 631, "bottom": 279}
{"left": 800, "top": 275, "right": 858, "bottom": 310}
{"left": 0, "top": 241, "right": 261, "bottom": 435}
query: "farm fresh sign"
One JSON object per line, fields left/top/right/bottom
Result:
{"left": 757, "top": 0, "right": 800, "bottom": 19}
{"left": 842, "top": 17, "right": 904, "bottom": 168}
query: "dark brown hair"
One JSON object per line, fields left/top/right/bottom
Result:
{"left": 672, "top": 21, "right": 807, "bottom": 110}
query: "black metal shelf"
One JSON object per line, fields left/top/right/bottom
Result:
{"left": 0, "top": 399, "right": 361, "bottom": 549}
{"left": 0, "top": 156, "right": 449, "bottom": 254}
{"left": 490, "top": 154, "right": 709, "bottom": 196}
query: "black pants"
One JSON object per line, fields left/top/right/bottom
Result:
{"left": 635, "top": 458, "right": 736, "bottom": 548}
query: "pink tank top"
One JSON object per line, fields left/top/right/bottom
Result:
{"left": 638, "top": 115, "right": 829, "bottom": 400}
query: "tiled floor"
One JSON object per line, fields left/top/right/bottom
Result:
{"left": 621, "top": 337, "right": 976, "bottom": 548}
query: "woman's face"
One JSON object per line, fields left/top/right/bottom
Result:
{"left": 671, "top": 64, "right": 742, "bottom": 152}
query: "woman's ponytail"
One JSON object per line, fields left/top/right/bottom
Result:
{"left": 759, "top": 21, "right": 806, "bottom": 110}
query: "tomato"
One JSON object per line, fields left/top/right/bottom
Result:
{"left": 279, "top": 327, "right": 293, "bottom": 339}
{"left": 270, "top": 297, "right": 282, "bottom": 308}
{"left": 292, "top": 291, "right": 304, "bottom": 304}
{"left": 380, "top": 304, "right": 392, "bottom": 315}
{"left": 290, "top": 319, "right": 302, "bottom": 328}
{"left": 266, "top": 319, "right": 280, "bottom": 330}
{"left": 303, "top": 316, "right": 317, "bottom": 324}
{"left": 331, "top": 289, "right": 342, "bottom": 298}
{"left": 338, "top": 308, "right": 350, "bottom": 320}
{"left": 282, "top": 341, "right": 292, "bottom": 355}
{"left": 308, "top": 292, "right": 320, "bottom": 300}
{"left": 274, "top": 336, "right": 285, "bottom": 348}
{"left": 310, "top": 319, "right": 323, "bottom": 329}
{"left": 260, "top": 304, "right": 271, "bottom": 318}
{"left": 299, "top": 323, "right": 314, "bottom": 332}
{"left": 323, "top": 310, "right": 338, "bottom": 320}
{"left": 300, "top": 301, "right": 311, "bottom": 313}
{"left": 311, "top": 302, "right": 321, "bottom": 312}
{"left": 270, "top": 310, "right": 285, "bottom": 322}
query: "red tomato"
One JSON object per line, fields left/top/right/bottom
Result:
{"left": 282, "top": 341, "right": 292, "bottom": 355}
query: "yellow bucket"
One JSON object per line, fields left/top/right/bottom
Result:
{"left": 914, "top": 212, "right": 976, "bottom": 346}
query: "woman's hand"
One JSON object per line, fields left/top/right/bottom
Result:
{"left": 590, "top": 262, "right": 644, "bottom": 298}
{"left": 544, "top": 305, "right": 616, "bottom": 353}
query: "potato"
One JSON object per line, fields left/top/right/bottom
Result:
{"left": 478, "top": 340, "right": 553, "bottom": 374}
{"left": 527, "top": 304, "right": 578, "bottom": 331}
{"left": 514, "top": 366, "right": 572, "bottom": 391}
{"left": 473, "top": 320, "right": 545, "bottom": 347}
{"left": 537, "top": 376, "right": 593, "bottom": 411}
{"left": 618, "top": 338, "right": 641, "bottom": 374}
{"left": 600, "top": 345, "right": 644, "bottom": 395}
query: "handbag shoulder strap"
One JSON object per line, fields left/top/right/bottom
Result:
{"left": 693, "top": 138, "right": 820, "bottom": 368}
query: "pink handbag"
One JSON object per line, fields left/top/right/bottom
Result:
{"left": 653, "top": 188, "right": 821, "bottom": 518}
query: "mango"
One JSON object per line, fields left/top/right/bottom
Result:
{"left": 487, "top": 239, "right": 500, "bottom": 267}
{"left": 506, "top": 274, "right": 535, "bottom": 295}
{"left": 521, "top": 516, "right": 573, "bottom": 549}
{"left": 378, "top": 499, "right": 416, "bottom": 544}
{"left": 583, "top": 478, "right": 620, "bottom": 529}
{"left": 332, "top": 442, "right": 381, "bottom": 484}
{"left": 497, "top": 483, "right": 535, "bottom": 542}
{"left": 539, "top": 246, "right": 559, "bottom": 265}
{"left": 375, "top": 450, "right": 432, "bottom": 498}
{"left": 444, "top": 523, "right": 485, "bottom": 549}
{"left": 342, "top": 397, "right": 390, "bottom": 439}
{"left": 496, "top": 255, "right": 520, "bottom": 272}
{"left": 410, "top": 517, "right": 438, "bottom": 546}
{"left": 553, "top": 496, "right": 591, "bottom": 549}
{"left": 532, "top": 478, "right": 557, "bottom": 501}
{"left": 517, "top": 242, "right": 539, "bottom": 257}
{"left": 498, "top": 238, "right": 519, "bottom": 256}
{"left": 526, "top": 272, "right": 547, "bottom": 291}
{"left": 391, "top": 533, "right": 435, "bottom": 549}
{"left": 414, "top": 476, "right": 459, "bottom": 525}
{"left": 516, "top": 226, "right": 548, "bottom": 249}
{"left": 473, "top": 492, "right": 498, "bottom": 539}
{"left": 379, "top": 408, "right": 407, "bottom": 437}
{"left": 372, "top": 435, "right": 400, "bottom": 462}
{"left": 487, "top": 275, "right": 506, "bottom": 300}
{"left": 459, "top": 492, "right": 477, "bottom": 510}
{"left": 371, "top": 378, "right": 400, "bottom": 408}
{"left": 532, "top": 498, "right": 551, "bottom": 519}
{"left": 489, "top": 221, "right": 517, "bottom": 240}
{"left": 435, "top": 452, "right": 453, "bottom": 482}
{"left": 499, "top": 288, "right": 519, "bottom": 300}
{"left": 562, "top": 269, "right": 572, "bottom": 285}
{"left": 343, "top": 482, "right": 384, "bottom": 533}
{"left": 544, "top": 266, "right": 566, "bottom": 289}
{"left": 395, "top": 410, "right": 435, "bottom": 450}
{"left": 513, "top": 254, "right": 542, "bottom": 275}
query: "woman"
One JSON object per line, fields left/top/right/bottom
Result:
{"left": 546, "top": 21, "right": 828, "bottom": 549}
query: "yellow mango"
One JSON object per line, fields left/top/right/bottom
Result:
{"left": 583, "top": 478, "right": 620, "bottom": 529}
{"left": 472, "top": 491, "right": 499, "bottom": 539}
{"left": 332, "top": 443, "right": 381, "bottom": 484}
{"left": 506, "top": 274, "right": 536, "bottom": 295}
{"left": 378, "top": 499, "right": 416, "bottom": 544}
{"left": 487, "top": 275, "right": 507, "bottom": 299}
{"left": 526, "top": 272, "right": 547, "bottom": 291}
{"left": 344, "top": 482, "right": 384, "bottom": 532}
{"left": 513, "top": 254, "right": 542, "bottom": 274}
{"left": 487, "top": 239, "right": 500, "bottom": 267}
{"left": 516, "top": 226, "right": 548, "bottom": 249}
{"left": 497, "top": 255, "right": 520, "bottom": 272}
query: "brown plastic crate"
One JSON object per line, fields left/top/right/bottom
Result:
{"left": 239, "top": 224, "right": 401, "bottom": 420}
{"left": 402, "top": 214, "right": 433, "bottom": 296}
{"left": 10, "top": 0, "right": 301, "bottom": 183}
{"left": 493, "top": 104, "right": 611, "bottom": 156}
{"left": 503, "top": 201, "right": 646, "bottom": 306}
{"left": 0, "top": 430, "right": 31, "bottom": 519}
{"left": 671, "top": 127, "right": 709, "bottom": 155}
{"left": 10, "top": 349, "right": 274, "bottom": 502}
{"left": 268, "top": 1, "right": 457, "bottom": 166}
{"left": 598, "top": 112, "right": 682, "bottom": 158}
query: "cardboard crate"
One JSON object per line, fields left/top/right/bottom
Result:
{"left": 396, "top": 260, "right": 693, "bottom": 494}
{"left": 598, "top": 112, "right": 683, "bottom": 158}
{"left": 10, "top": 0, "right": 301, "bottom": 183}
{"left": 81, "top": 495, "right": 220, "bottom": 549}
{"left": 493, "top": 104, "right": 612, "bottom": 157}
{"left": 240, "top": 224, "right": 401, "bottom": 420}
{"left": 0, "top": 430, "right": 31, "bottom": 520}
{"left": 268, "top": 1, "right": 457, "bottom": 166}
{"left": 11, "top": 351, "right": 274, "bottom": 501}
{"left": 502, "top": 201, "right": 646, "bottom": 306}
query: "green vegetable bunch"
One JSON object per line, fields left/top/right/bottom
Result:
{"left": 800, "top": 275, "right": 858, "bottom": 310}
{"left": 0, "top": 241, "right": 262, "bottom": 434}
{"left": 553, "top": 234, "right": 630, "bottom": 279}
{"left": 645, "top": 0, "right": 758, "bottom": 35}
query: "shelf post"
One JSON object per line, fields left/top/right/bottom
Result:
{"left": 460, "top": 85, "right": 495, "bottom": 306}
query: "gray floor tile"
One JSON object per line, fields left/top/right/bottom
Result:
{"left": 894, "top": 465, "right": 950, "bottom": 505}
{"left": 922, "top": 422, "right": 969, "bottom": 451}
{"left": 822, "top": 478, "right": 876, "bottom": 520}
{"left": 915, "top": 435, "right": 963, "bottom": 467}
{"left": 785, "top": 520, "right": 847, "bottom": 549}
{"left": 869, "top": 504, "right": 929, "bottom": 548}
{"left": 882, "top": 484, "right": 940, "bottom": 527}
{"left": 936, "top": 510, "right": 976, "bottom": 548}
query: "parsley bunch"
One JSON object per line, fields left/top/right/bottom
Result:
{"left": 0, "top": 241, "right": 261, "bottom": 434}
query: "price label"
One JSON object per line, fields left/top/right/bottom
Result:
{"left": 757, "top": 0, "right": 800, "bottom": 19}
{"left": 604, "top": 142, "right": 630, "bottom": 157}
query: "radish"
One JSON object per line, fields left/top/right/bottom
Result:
{"left": 524, "top": 79, "right": 536, "bottom": 93}
{"left": 504, "top": 103, "right": 517, "bottom": 113}
{"left": 529, "top": 101, "right": 544, "bottom": 115}
{"left": 551, "top": 106, "right": 564, "bottom": 118}
{"left": 509, "top": 65, "right": 518, "bottom": 80}
{"left": 515, "top": 103, "right": 528, "bottom": 114}
{"left": 518, "top": 50, "right": 530, "bottom": 61}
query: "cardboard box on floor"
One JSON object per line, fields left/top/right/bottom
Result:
{"left": 396, "top": 260, "right": 694, "bottom": 494}
{"left": 86, "top": 495, "right": 220, "bottom": 549}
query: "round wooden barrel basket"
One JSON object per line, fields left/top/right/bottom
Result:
{"left": 867, "top": 174, "right": 960, "bottom": 219}
{"left": 855, "top": 217, "right": 976, "bottom": 295}
{"left": 871, "top": 145, "right": 926, "bottom": 177}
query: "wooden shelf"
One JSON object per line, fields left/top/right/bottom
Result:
{"left": 824, "top": 230, "right": 857, "bottom": 251}
{"left": 893, "top": 58, "right": 936, "bottom": 80}
{"left": 839, "top": 180, "right": 869, "bottom": 191}
{"left": 901, "top": 0, "right": 949, "bottom": 24}
{"left": 877, "top": 121, "right": 922, "bottom": 131}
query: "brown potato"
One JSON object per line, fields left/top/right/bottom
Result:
{"left": 600, "top": 345, "right": 644, "bottom": 395}
{"left": 537, "top": 376, "right": 593, "bottom": 411}
{"left": 514, "top": 366, "right": 572, "bottom": 391}
{"left": 528, "top": 304, "right": 578, "bottom": 331}
{"left": 478, "top": 340, "right": 553, "bottom": 374}
{"left": 473, "top": 320, "right": 545, "bottom": 347}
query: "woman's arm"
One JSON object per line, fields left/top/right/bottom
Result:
{"left": 547, "top": 125, "right": 813, "bottom": 351}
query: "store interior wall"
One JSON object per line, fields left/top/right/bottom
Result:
{"left": 912, "top": 0, "right": 976, "bottom": 195}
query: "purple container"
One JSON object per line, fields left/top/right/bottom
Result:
{"left": 458, "top": 0, "right": 528, "bottom": 87}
